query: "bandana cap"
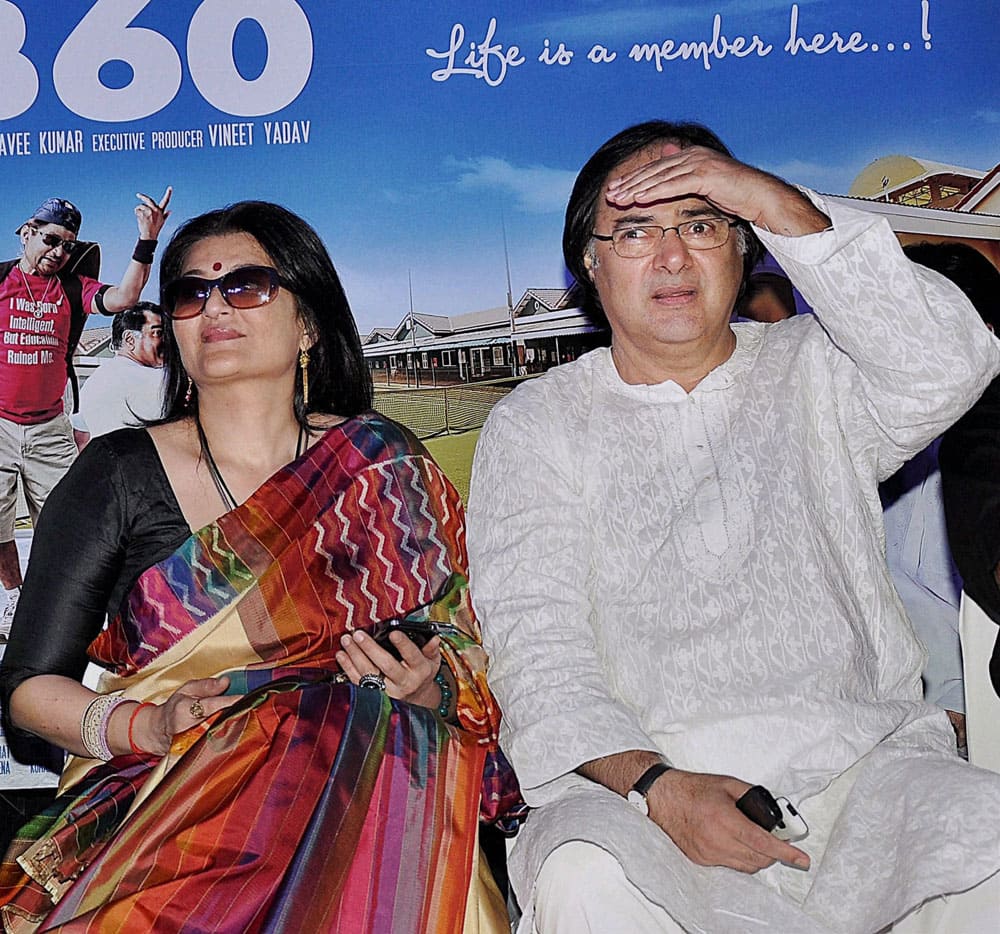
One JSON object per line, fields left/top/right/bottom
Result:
{"left": 26, "top": 198, "right": 82, "bottom": 234}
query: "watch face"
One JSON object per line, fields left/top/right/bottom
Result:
{"left": 626, "top": 789, "right": 649, "bottom": 816}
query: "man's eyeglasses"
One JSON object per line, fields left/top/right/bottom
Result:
{"left": 29, "top": 227, "right": 78, "bottom": 254}
{"left": 591, "top": 217, "right": 734, "bottom": 258}
{"left": 162, "top": 266, "right": 289, "bottom": 320}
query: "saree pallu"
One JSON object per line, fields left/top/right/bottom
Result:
{"left": 0, "top": 413, "right": 520, "bottom": 933}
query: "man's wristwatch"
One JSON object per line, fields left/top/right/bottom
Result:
{"left": 626, "top": 760, "right": 672, "bottom": 816}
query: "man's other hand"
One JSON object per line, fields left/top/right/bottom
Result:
{"left": 135, "top": 186, "right": 172, "bottom": 241}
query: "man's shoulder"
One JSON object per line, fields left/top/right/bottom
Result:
{"left": 479, "top": 354, "right": 604, "bottom": 463}
{"left": 80, "top": 356, "right": 120, "bottom": 391}
{"left": 735, "top": 313, "right": 821, "bottom": 341}
{"left": 734, "top": 314, "right": 829, "bottom": 370}
{"left": 0, "top": 259, "right": 21, "bottom": 290}
{"left": 96, "top": 354, "right": 141, "bottom": 375}
{"left": 493, "top": 350, "right": 605, "bottom": 416}
{"left": 79, "top": 358, "right": 126, "bottom": 417}
{"left": 63, "top": 271, "right": 102, "bottom": 290}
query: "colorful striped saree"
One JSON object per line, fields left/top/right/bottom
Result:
{"left": 0, "top": 413, "right": 520, "bottom": 933}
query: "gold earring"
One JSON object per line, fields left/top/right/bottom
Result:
{"left": 299, "top": 349, "right": 310, "bottom": 408}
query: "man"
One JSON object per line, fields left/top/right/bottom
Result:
{"left": 467, "top": 122, "right": 1000, "bottom": 933}
{"left": 0, "top": 190, "right": 171, "bottom": 637}
{"left": 735, "top": 270, "right": 797, "bottom": 322}
{"left": 881, "top": 243, "right": 1000, "bottom": 754}
{"left": 78, "top": 301, "right": 165, "bottom": 438}
{"left": 938, "top": 248, "right": 1000, "bottom": 702}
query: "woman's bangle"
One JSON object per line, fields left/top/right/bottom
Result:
{"left": 80, "top": 691, "right": 127, "bottom": 761}
{"left": 128, "top": 702, "right": 155, "bottom": 755}
{"left": 434, "top": 664, "right": 453, "bottom": 720}
{"left": 132, "top": 238, "right": 157, "bottom": 264}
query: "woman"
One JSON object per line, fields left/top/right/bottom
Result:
{"left": 0, "top": 202, "right": 520, "bottom": 932}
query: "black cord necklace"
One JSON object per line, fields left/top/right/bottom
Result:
{"left": 196, "top": 416, "right": 306, "bottom": 512}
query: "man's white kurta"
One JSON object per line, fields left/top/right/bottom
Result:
{"left": 468, "top": 196, "right": 1000, "bottom": 933}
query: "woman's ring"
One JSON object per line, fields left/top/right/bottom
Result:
{"left": 190, "top": 700, "right": 205, "bottom": 719}
{"left": 359, "top": 672, "right": 386, "bottom": 691}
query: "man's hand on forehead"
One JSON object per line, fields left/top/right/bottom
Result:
{"left": 605, "top": 145, "right": 828, "bottom": 237}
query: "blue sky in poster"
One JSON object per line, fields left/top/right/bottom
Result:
{"left": 1, "top": 0, "right": 998, "bottom": 335}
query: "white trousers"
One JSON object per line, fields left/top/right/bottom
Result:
{"left": 527, "top": 841, "right": 1000, "bottom": 934}
{"left": 527, "top": 841, "right": 684, "bottom": 934}
{"left": 888, "top": 867, "right": 1000, "bottom": 934}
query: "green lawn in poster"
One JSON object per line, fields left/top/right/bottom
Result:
{"left": 425, "top": 429, "right": 481, "bottom": 504}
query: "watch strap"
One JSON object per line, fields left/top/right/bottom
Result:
{"left": 631, "top": 760, "right": 672, "bottom": 799}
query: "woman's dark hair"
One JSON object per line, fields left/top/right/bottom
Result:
{"left": 563, "top": 120, "right": 765, "bottom": 308}
{"left": 155, "top": 200, "right": 373, "bottom": 424}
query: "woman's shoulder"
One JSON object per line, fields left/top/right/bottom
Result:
{"left": 78, "top": 426, "right": 159, "bottom": 470}
{"left": 329, "top": 410, "right": 425, "bottom": 459}
{"left": 76, "top": 428, "right": 175, "bottom": 511}
{"left": 39, "top": 428, "right": 177, "bottom": 540}
{"left": 84, "top": 428, "right": 155, "bottom": 458}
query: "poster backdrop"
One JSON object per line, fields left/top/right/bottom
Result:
{"left": 1, "top": 0, "right": 998, "bottom": 337}
{"left": 0, "top": 1, "right": 997, "bottom": 782}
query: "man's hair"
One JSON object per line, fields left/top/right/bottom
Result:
{"left": 111, "top": 301, "right": 161, "bottom": 351}
{"left": 563, "top": 120, "right": 765, "bottom": 309}
{"left": 157, "top": 200, "right": 373, "bottom": 425}
{"left": 903, "top": 242, "right": 1000, "bottom": 332}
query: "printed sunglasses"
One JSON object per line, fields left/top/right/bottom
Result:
{"left": 162, "top": 265, "right": 289, "bottom": 319}
{"left": 30, "top": 227, "right": 78, "bottom": 253}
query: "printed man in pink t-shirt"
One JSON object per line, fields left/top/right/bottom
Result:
{"left": 0, "top": 191, "right": 171, "bottom": 637}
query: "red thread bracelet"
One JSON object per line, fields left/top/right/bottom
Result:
{"left": 128, "top": 702, "right": 155, "bottom": 755}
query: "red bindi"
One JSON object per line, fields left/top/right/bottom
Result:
{"left": 212, "top": 262, "right": 223, "bottom": 271}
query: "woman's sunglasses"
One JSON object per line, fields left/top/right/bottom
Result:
{"left": 162, "top": 265, "right": 288, "bottom": 320}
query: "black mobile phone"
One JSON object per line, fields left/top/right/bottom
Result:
{"left": 372, "top": 619, "right": 441, "bottom": 661}
{"left": 736, "top": 785, "right": 782, "bottom": 832}
{"left": 736, "top": 785, "right": 809, "bottom": 842}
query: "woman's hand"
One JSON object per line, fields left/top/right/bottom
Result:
{"left": 337, "top": 630, "right": 444, "bottom": 708}
{"left": 128, "top": 675, "right": 236, "bottom": 756}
